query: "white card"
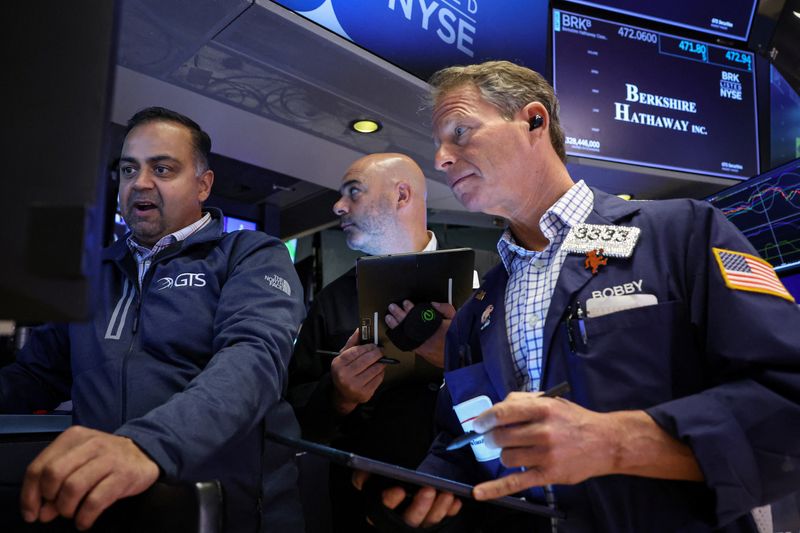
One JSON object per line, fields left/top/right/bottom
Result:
{"left": 453, "top": 395, "right": 501, "bottom": 462}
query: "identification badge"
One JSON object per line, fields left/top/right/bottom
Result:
{"left": 586, "top": 293, "right": 658, "bottom": 317}
{"left": 563, "top": 223, "right": 640, "bottom": 258}
{"left": 453, "top": 395, "right": 501, "bottom": 462}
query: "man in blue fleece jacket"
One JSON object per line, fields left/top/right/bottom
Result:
{"left": 0, "top": 107, "right": 306, "bottom": 532}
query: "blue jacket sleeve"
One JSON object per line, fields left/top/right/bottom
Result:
{"left": 0, "top": 322, "right": 72, "bottom": 413}
{"left": 646, "top": 201, "right": 800, "bottom": 525}
{"left": 115, "top": 235, "right": 305, "bottom": 478}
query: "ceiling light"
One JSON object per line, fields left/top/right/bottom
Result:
{"left": 350, "top": 119, "right": 382, "bottom": 134}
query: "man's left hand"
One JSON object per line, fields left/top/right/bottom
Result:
{"left": 385, "top": 301, "right": 455, "bottom": 368}
{"left": 470, "top": 392, "right": 703, "bottom": 501}
{"left": 20, "top": 425, "right": 160, "bottom": 530}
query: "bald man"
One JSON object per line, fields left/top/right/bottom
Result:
{"left": 335, "top": 153, "right": 430, "bottom": 256}
{"left": 288, "top": 153, "right": 456, "bottom": 533}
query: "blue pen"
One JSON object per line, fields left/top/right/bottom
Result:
{"left": 575, "top": 302, "right": 588, "bottom": 346}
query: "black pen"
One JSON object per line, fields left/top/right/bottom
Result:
{"left": 315, "top": 349, "right": 399, "bottom": 365}
{"left": 445, "top": 381, "right": 571, "bottom": 452}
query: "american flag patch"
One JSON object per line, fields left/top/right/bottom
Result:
{"left": 712, "top": 248, "right": 794, "bottom": 303}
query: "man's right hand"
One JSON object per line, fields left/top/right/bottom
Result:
{"left": 20, "top": 426, "right": 159, "bottom": 531}
{"left": 352, "top": 471, "right": 462, "bottom": 528}
{"left": 330, "top": 329, "right": 387, "bottom": 415}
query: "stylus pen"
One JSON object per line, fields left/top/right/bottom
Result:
{"left": 445, "top": 381, "right": 571, "bottom": 452}
{"left": 316, "top": 349, "right": 399, "bottom": 365}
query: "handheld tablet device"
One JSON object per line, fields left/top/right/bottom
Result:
{"left": 356, "top": 248, "right": 475, "bottom": 383}
{"left": 265, "top": 431, "right": 563, "bottom": 519}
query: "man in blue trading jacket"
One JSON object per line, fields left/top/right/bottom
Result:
{"left": 0, "top": 107, "right": 306, "bottom": 533}
{"left": 369, "top": 61, "right": 800, "bottom": 532}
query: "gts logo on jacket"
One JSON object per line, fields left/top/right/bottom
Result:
{"left": 156, "top": 273, "right": 206, "bottom": 291}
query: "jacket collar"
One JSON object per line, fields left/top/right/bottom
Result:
{"left": 541, "top": 188, "right": 640, "bottom": 385}
{"left": 102, "top": 207, "right": 225, "bottom": 262}
{"left": 474, "top": 268, "right": 518, "bottom": 397}
{"left": 477, "top": 188, "right": 642, "bottom": 396}
{"left": 586, "top": 187, "right": 642, "bottom": 224}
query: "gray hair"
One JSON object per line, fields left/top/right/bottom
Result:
{"left": 428, "top": 61, "right": 566, "bottom": 162}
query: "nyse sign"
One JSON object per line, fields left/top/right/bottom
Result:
{"left": 387, "top": 0, "right": 477, "bottom": 57}
{"left": 274, "top": 0, "right": 547, "bottom": 80}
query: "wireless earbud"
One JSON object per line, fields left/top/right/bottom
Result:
{"left": 529, "top": 114, "right": 544, "bottom": 131}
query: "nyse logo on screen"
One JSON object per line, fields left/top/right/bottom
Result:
{"left": 720, "top": 72, "right": 742, "bottom": 101}
{"left": 387, "top": 0, "right": 478, "bottom": 58}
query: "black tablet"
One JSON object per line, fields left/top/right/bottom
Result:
{"left": 356, "top": 248, "right": 475, "bottom": 383}
{"left": 265, "top": 431, "right": 563, "bottom": 519}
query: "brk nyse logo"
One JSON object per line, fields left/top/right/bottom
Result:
{"left": 265, "top": 274, "right": 291, "bottom": 296}
{"left": 720, "top": 71, "right": 742, "bottom": 101}
{"left": 156, "top": 273, "right": 206, "bottom": 291}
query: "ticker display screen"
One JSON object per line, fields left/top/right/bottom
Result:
{"left": 272, "top": 0, "right": 548, "bottom": 80}
{"left": 706, "top": 158, "right": 800, "bottom": 272}
{"left": 562, "top": 0, "right": 758, "bottom": 41}
{"left": 552, "top": 9, "right": 759, "bottom": 179}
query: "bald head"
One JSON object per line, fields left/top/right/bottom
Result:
{"left": 349, "top": 153, "right": 427, "bottom": 196}
{"left": 333, "top": 153, "right": 430, "bottom": 255}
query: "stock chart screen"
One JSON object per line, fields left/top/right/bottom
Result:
{"left": 706, "top": 158, "right": 800, "bottom": 272}
{"left": 552, "top": 9, "right": 759, "bottom": 178}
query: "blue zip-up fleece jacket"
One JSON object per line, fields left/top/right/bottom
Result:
{"left": 0, "top": 209, "right": 306, "bottom": 533}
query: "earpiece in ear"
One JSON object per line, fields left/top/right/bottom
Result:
{"left": 529, "top": 114, "right": 544, "bottom": 131}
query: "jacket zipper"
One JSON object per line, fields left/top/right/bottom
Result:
{"left": 118, "top": 248, "right": 184, "bottom": 425}
{"left": 119, "top": 269, "right": 153, "bottom": 425}
{"left": 120, "top": 288, "right": 140, "bottom": 426}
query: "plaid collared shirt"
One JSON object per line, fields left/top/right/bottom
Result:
{"left": 126, "top": 212, "right": 212, "bottom": 289}
{"left": 498, "top": 181, "right": 594, "bottom": 392}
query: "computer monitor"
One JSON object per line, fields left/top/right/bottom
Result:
{"left": 223, "top": 216, "right": 258, "bottom": 233}
{"left": 284, "top": 238, "right": 298, "bottom": 263}
{"left": 769, "top": 64, "right": 800, "bottom": 168}
{"left": 780, "top": 269, "right": 800, "bottom": 302}
{"left": 705, "top": 157, "right": 800, "bottom": 273}
{"left": 562, "top": 0, "right": 758, "bottom": 41}
{"left": 552, "top": 8, "right": 760, "bottom": 179}
{"left": 0, "top": 2, "right": 118, "bottom": 322}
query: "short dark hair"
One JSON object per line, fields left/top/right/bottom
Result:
{"left": 125, "top": 106, "right": 212, "bottom": 173}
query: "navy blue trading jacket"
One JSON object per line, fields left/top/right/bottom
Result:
{"left": 0, "top": 208, "right": 306, "bottom": 533}
{"left": 420, "top": 188, "right": 800, "bottom": 532}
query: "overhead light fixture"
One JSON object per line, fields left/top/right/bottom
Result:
{"left": 616, "top": 193, "right": 633, "bottom": 201}
{"left": 350, "top": 119, "right": 382, "bottom": 134}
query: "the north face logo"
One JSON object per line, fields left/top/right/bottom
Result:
{"left": 264, "top": 274, "right": 291, "bottom": 296}
{"left": 156, "top": 273, "right": 206, "bottom": 291}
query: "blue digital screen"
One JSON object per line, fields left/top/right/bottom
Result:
{"left": 770, "top": 64, "right": 800, "bottom": 168}
{"left": 113, "top": 212, "right": 129, "bottom": 242}
{"left": 552, "top": 9, "right": 759, "bottom": 179}
{"left": 562, "top": 0, "right": 758, "bottom": 41}
{"left": 781, "top": 270, "right": 800, "bottom": 302}
{"left": 223, "top": 216, "right": 258, "bottom": 233}
{"left": 284, "top": 238, "right": 298, "bottom": 262}
{"left": 272, "top": 0, "right": 548, "bottom": 80}
{"left": 706, "top": 158, "right": 800, "bottom": 272}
